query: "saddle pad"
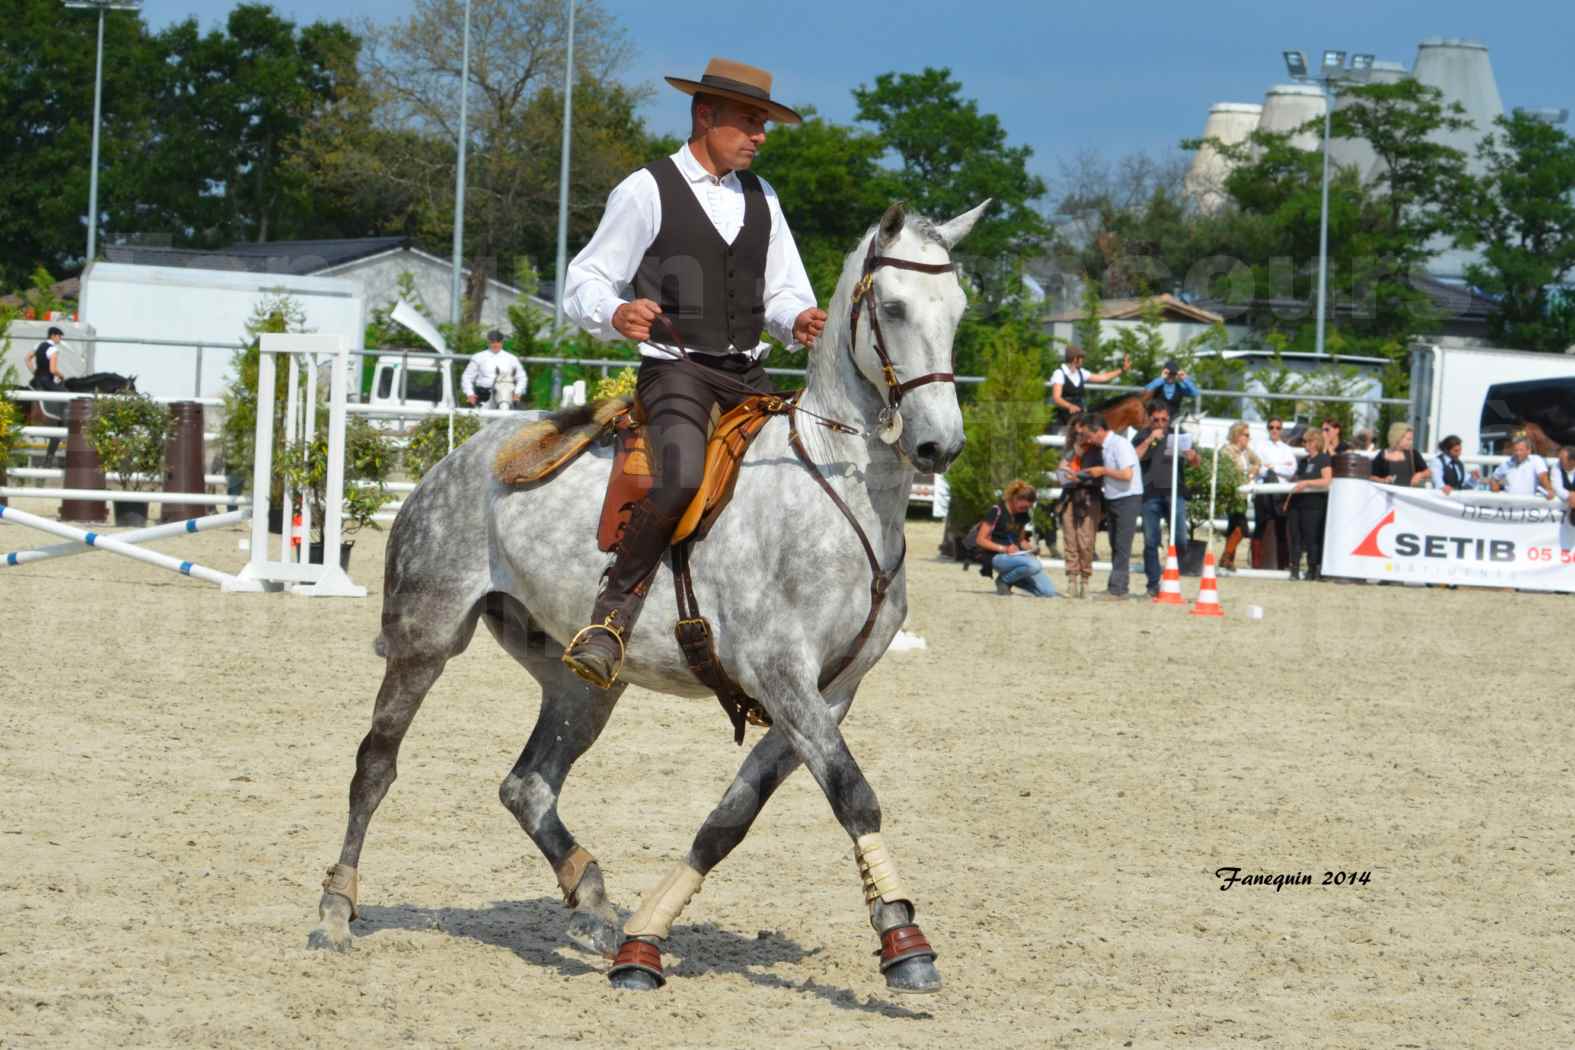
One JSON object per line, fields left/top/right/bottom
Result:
{"left": 493, "top": 397, "right": 633, "bottom": 486}
{"left": 597, "top": 393, "right": 792, "bottom": 553}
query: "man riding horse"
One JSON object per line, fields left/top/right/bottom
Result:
{"left": 559, "top": 57, "right": 828, "bottom": 689}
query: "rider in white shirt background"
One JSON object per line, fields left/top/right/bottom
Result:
{"left": 462, "top": 330, "right": 527, "bottom": 407}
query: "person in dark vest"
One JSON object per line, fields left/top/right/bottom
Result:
{"left": 1048, "top": 345, "right": 1128, "bottom": 430}
{"left": 1429, "top": 434, "right": 1481, "bottom": 493}
{"left": 30, "top": 326, "right": 67, "bottom": 467}
{"left": 558, "top": 57, "right": 825, "bottom": 688}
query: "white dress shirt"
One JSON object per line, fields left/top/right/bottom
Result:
{"left": 562, "top": 144, "right": 817, "bottom": 360}
{"left": 1099, "top": 431, "right": 1143, "bottom": 501}
{"left": 1491, "top": 454, "right": 1551, "bottom": 496}
{"left": 1254, "top": 438, "right": 1298, "bottom": 482}
{"left": 461, "top": 348, "right": 527, "bottom": 401}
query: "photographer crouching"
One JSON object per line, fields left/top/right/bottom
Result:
{"left": 972, "top": 480, "right": 1059, "bottom": 597}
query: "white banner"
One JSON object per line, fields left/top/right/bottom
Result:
{"left": 1323, "top": 478, "right": 1575, "bottom": 592}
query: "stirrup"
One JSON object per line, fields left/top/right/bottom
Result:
{"left": 562, "top": 617, "right": 626, "bottom": 689}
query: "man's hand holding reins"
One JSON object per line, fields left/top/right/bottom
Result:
{"left": 794, "top": 307, "right": 827, "bottom": 348}
{"left": 613, "top": 299, "right": 663, "bottom": 342}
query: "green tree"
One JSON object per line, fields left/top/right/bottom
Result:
{"left": 853, "top": 68, "right": 1053, "bottom": 309}
{"left": 942, "top": 325, "right": 1052, "bottom": 541}
{"left": 1451, "top": 111, "right": 1575, "bottom": 353}
{"left": 756, "top": 110, "right": 902, "bottom": 302}
{"left": 0, "top": 0, "right": 158, "bottom": 282}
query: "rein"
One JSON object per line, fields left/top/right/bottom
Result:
{"left": 647, "top": 236, "right": 955, "bottom": 699}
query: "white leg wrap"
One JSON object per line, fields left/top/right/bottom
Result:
{"left": 622, "top": 862, "right": 704, "bottom": 940}
{"left": 321, "top": 863, "right": 359, "bottom": 920}
{"left": 855, "top": 833, "right": 911, "bottom": 910}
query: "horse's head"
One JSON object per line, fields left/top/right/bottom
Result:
{"left": 845, "top": 200, "right": 989, "bottom": 474}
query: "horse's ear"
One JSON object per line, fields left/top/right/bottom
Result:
{"left": 934, "top": 199, "right": 992, "bottom": 250}
{"left": 877, "top": 202, "right": 907, "bottom": 247}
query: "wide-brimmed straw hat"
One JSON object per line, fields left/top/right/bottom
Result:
{"left": 665, "top": 57, "right": 803, "bottom": 126}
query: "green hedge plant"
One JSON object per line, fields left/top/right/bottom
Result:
{"left": 88, "top": 393, "right": 167, "bottom": 492}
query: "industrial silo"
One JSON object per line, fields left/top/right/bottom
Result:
{"left": 1411, "top": 38, "right": 1505, "bottom": 280}
{"left": 1256, "top": 84, "right": 1328, "bottom": 150}
{"left": 1184, "top": 102, "right": 1263, "bottom": 214}
{"left": 1327, "top": 60, "right": 1409, "bottom": 182}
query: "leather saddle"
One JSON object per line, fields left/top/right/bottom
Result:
{"left": 597, "top": 392, "right": 794, "bottom": 553}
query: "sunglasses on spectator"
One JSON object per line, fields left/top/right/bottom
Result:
{"left": 1268, "top": 424, "right": 1283, "bottom": 430}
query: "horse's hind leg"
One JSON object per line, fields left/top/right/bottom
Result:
{"left": 484, "top": 596, "right": 626, "bottom": 957}
{"left": 606, "top": 727, "right": 801, "bottom": 990}
{"left": 307, "top": 651, "right": 450, "bottom": 951}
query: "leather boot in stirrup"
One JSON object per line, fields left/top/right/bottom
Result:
{"left": 563, "top": 500, "right": 679, "bottom": 689}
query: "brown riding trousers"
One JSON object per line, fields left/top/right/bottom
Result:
{"left": 635, "top": 353, "right": 769, "bottom": 518}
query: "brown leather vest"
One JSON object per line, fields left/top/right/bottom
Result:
{"left": 633, "top": 157, "right": 769, "bottom": 354}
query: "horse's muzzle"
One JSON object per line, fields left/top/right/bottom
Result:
{"left": 911, "top": 437, "right": 964, "bottom": 474}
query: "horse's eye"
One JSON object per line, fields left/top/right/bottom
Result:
{"left": 881, "top": 301, "right": 905, "bottom": 320}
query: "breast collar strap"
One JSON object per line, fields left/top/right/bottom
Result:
{"left": 847, "top": 236, "right": 958, "bottom": 416}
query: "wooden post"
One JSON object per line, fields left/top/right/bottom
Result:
{"left": 61, "top": 400, "right": 107, "bottom": 523}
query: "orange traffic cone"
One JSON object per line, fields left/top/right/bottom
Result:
{"left": 1191, "top": 551, "right": 1225, "bottom": 617}
{"left": 290, "top": 511, "right": 304, "bottom": 552}
{"left": 1153, "top": 545, "right": 1185, "bottom": 604}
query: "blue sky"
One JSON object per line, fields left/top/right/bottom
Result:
{"left": 138, "top": 0, "right": 1572, "bottom": 187}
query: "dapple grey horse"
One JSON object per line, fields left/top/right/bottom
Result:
{"left": 307, "top": 200, "right": 986, "bottom": 994}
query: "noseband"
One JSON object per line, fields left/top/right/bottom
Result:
{"left": 848, "top": 234, "right": 959, "bottom": 435}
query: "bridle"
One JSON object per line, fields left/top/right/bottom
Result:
{"left": 847, "top": 233, "right": 959, "bottom": 440}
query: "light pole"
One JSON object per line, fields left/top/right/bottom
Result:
{"left": 1282, "top": 49, "right": 1373, "bottom": 357}
{"left": 63, "top": 0, "right": 140, "bottom": 267}
{"left": 550, "top": 0, "right": 576, "bottom": 404}
{"left": 449, "top": 0, "right": 472, "bottom": 329}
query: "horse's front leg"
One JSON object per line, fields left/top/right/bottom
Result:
{"left": 764, "top": 675, "right": 941, "bottom": 994}
{"left": 606, "top": 726, "right": 801, "bottom": 990}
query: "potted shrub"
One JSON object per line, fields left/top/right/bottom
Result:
{"left": 221, "top": 294, "right": 305, "bottom": 533}
{"left": 0, "top": 399, "right": 22, "bottom": 508}
{"left": 1183, "top": 446, "right": 1246, "bottom": 574}
{"left": 402, "top": 412, "right": 482, "bottom": 483}
{"left": 279, "top": 414, "right": 394, "bottom": 570}
{"left": 88, "top": 392, "right": 167, "bottom": 526}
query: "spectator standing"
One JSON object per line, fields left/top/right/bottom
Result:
{"left": 1489, "top": 436, "right": 1553, "bottom": 496}
{"left": 1550, "top": 447, "right": 1575, "bottom": 521}
{"left": 1084, "top": 411, "right": 1143, "bottom": 600}
{"left": 1049, "top": 346, "right": 1129, "bottom": 429}
{"left": 1285, "top": 427, "right": 1333, "bottom": 580}
{"left": 1143, "top": 358, "right": 1199, "bottom": 419}
{"left": 462, "top": 330, "right": 527, "bottom": 407}
{"left": 1134, "top": 403, "right": 1200, "bottom": 597}
{"left": 1220, "top": 421, "right": 1262, "bottom": 570}
{"left": 1320, "top": 417, "right": 1350, "bottom": 454}
{"left": 1252, "top": 417, "right": 1297, "bottom": 565}
{"left": 1056, "top": 417, "right": 1103, "bottom": 598}
{"left": 1370, "top": 423, "right": 1429, "bottom": 487}
{"left": 973, "top": 481, "right": 1058, "bottom": 597}
{"left": 1430, "top": 435, "right": 1482, "bottom": 493}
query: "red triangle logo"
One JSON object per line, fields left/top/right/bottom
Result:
{"left": 1352, "top": 509, "right": 1396, "bottom": 558}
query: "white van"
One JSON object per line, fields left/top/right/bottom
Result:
{"left": 367, "top": 353, "right": 455, "bottom": 426}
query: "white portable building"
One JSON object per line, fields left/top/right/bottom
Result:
{"left": 77, "top": 262, "right": 366, "bottom": 401}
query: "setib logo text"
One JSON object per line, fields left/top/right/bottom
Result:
{"left": 1351, "top": 509, "right": 1515, "bottom": 563}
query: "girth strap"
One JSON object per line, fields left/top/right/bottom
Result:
{"left": 786, "top": 411, "right": 906, "bottom": 692}
{"left": 672, "top": 539, "right": 770, "bottom": 745}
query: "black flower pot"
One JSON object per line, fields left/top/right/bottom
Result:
{"left": 267, "top": 504, "right": 285, "bottom": 535}
{"left": 114, "top": 501, "right": 150, "bottom": 527}
{"left": 308, "top": 539, "right": 354, "bottom": 572}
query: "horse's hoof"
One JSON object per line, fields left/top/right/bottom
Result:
{"left": 882, "top": 953, "right": 942, "bottom": 994}
{"left": 878, "top": 924, "right": 940, "bottom": 994}
{"left": 306, "top": 925, "right": 352, "bottom": 953}
{"left": 607, "top": 937, "right": 665, "bottom": 990}
{"left": 608, "top": 967, "right": 662, "bottom": 991}
{"left": 565, "top": 910, "right": 621, "bottom": 958}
